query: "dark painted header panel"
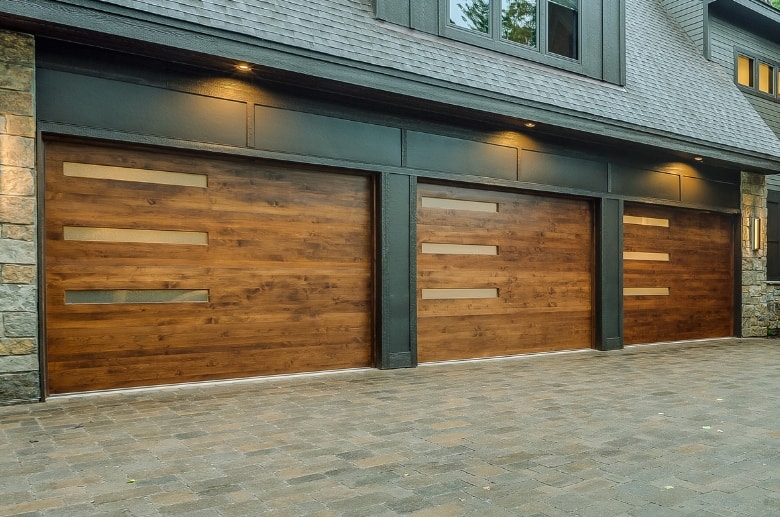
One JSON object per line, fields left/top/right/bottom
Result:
{"left": 36, "top": 61, "right": 740, "bottom": 211}
{"left": 38, "top": 69, "right": 247, "bottom": 147}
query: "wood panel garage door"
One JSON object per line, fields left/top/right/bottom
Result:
{"left": 417, "top": 184, "right": 594, "bottom": 362}
{"left": 623, "top": 203, "right": 734, "bottom": 345}
{"left": 45, "top": 140, "right": 373, "bottom": 394}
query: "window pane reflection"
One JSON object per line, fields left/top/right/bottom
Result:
{"left": 501, "top": 0, "right": 537, "bottom": 47}
{"left": 548, "top": 0, "right": 578, "bottom": 59}
{"left": 449, "top": 0, "right": 490, "bottom": 34}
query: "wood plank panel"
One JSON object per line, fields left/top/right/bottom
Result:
{"left": 623, "top": 203, "right": 734, "bottom": 344}
{"left": 45, "top": 140, "right": 373, "bottom": 394}
{"left": 417, "top": 184, "right": 594, "bottom": 362}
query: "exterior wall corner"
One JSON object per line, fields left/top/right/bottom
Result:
{"left": 0, "top": 28, "right": 39, "bottom": 404}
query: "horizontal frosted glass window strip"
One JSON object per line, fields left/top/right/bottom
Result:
{"left": 65, "top": 289, "right": 209, "bottom": 304}
{"left": 422, "top": 288, "right": 499, "bottom": 300}
{"left": 623, "top": 287, "right": 670, "bottom": 296}
{"left": 64, "top": 162, "right": 207, "bottom": 188}
{"left": 421, "top": 197, "right": 498, "bottom": 213}
{"left": 64, "top": 226, "right": 208, "bottom": 245}
{"left": 623, "top": 215, "right": 669, "bottom": 227}
{"left": 421, "top": 243, "right": 499, "bottom": 255}
{"left": 624, "top": 252, "right": 670, "bottom": 262}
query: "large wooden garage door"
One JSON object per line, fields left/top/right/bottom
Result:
{"left": 417, "top": 184, "right": 593, "bottom": 362}
{"left": 45, "top": 140, "right": 373, "bottom": 394}
{"left": 623, "top": 203, "right": 734, "bottom": 344}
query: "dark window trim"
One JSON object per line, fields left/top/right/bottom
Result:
{"left": 734, "top": 48, "right": 780, "bottom": 103}
{"left": 767, "top": 189, "right": 780, "bottom": 281}
{"left": 376, "top": 0, "right": 624, "bottom": 85}
{"left": 440, "top": 0, "right": 585, "bottom": 75}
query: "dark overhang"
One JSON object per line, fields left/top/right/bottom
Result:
{"left": 710, "top": 0, "right": 780, "bottom": 46}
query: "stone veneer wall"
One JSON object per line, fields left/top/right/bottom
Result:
{"left": 741, "top": 171, "right": 769, "bottom": 337}
{"left": 0, "top": 29, "right": 39, "bottom": 403}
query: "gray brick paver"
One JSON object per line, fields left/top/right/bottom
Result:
{"left": 0, "top": 339, "right": 778, "bottom": 516}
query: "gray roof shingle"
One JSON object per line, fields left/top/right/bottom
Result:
{"left": 80, "top": 0, "right": 780, "bottom": 162}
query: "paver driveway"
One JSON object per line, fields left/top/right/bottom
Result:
{"left": 1, "top": 338, "right": 779, "bottom": 516}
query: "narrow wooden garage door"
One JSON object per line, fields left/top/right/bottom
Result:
{"left": 45, "top": 140, "right": 373, "bottom": 394}
{"left": 417, "top": 184, "right": 593, "bottom": 362}
{"left": 623, "top": 203, "right": 734, "bottom": 344}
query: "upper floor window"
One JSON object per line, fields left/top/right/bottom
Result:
{"left": 374, "top": 0, "right": 625, "bottom": 85}
{"left": 448, "top": 0, "right": 579, "bottom": 60}
{"left": 736, "top": 52, "right": 780, "bottom": 101}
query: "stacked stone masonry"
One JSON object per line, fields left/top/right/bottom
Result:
{"left": 741, "top": 171, "right": 770, "bottom": 337}
{"left": 0, "top": 29, "right": 39, "bottom": 403}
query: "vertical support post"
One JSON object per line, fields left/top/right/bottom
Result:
{"left": 740, "top": 171, "right": 768, "bottom": 336}
{"left": 596, "top": 197, "right": 624, "bottom": 350}
{"left": 0, "top": 29, "right": 40, "bottom": 403}
{"left": 376, "top": 172, "right": 416, "bottom": 368}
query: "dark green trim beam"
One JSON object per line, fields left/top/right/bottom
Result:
{"left": 596, "top": 197, "right": 624, "bottom": 351}
{"left": 406, "top": 131, "right": 517, "bottom": 180}
{"left": 376, "top": 173, "right": 417, "bottom": 369}
{"left": 255, "top": 105, "right": 401, "bottom": 166}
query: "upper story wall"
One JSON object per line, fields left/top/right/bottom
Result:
{"left": 709, "top": 4, "right": 780, "bottom": 138}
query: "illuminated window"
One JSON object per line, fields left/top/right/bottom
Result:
{"left": 736, "top": 52, "right": 780, "bottom": 101}
{"left": 737, "top": 55, "right": 754, "bottom": 87}
{"left": 759, "top": 62, "right": 774, "bottom": 95}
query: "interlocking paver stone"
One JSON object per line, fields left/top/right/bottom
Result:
{"left": 1, "top": 338, "right": 779, "bottom": 516}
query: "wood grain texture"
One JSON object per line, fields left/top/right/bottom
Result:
{"left": 45, "top": 140, "right": 373, "bottom": 394}
{"left": 623, "top": 203, "right": 735, "bottom": 345}
{"left": 417, "top": 184, "right": 594, "bottom": 362}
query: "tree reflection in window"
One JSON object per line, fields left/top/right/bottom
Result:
{"left": 449, "top": 0, "right": 577, "bottom": 59}
{"left": 450, "top": 0, "right": 537, "bottom": 47}
{"left": 450, "top": 0, "right": 490, "bottom": 33}
{"left": 501, "top": 0, "right": 537, "bottom": 47}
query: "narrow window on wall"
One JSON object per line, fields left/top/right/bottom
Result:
{"left": 759, "top": 62, "right": 775, "bottom": 95}
{"left": 737, "top": 54, "right": 754, "bottom": 87}
{"left": 548, "top": 0, "right": 578, "bottom": 59}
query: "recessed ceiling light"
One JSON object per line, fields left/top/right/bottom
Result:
{"left": 694, "top": 156, "right": 704, "bottom": 162}
{"left": 236, "top": 63, "right": 252, "bottom": 72}
{"left": 523, "top": 121, "right": 537, "bottom": 128}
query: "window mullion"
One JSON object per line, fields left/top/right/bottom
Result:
{"left": 539, "top": 0, "right": 548, "bottom": 54}
{"left": 492, "top": 0, "right": 501, "bottom": 42}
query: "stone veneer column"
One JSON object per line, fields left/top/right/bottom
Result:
{"left": 740, "top": 171, "right": 769, "bottom": 337}
{"left": 0, "top": 29, "right": 38, "bottom": 403}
